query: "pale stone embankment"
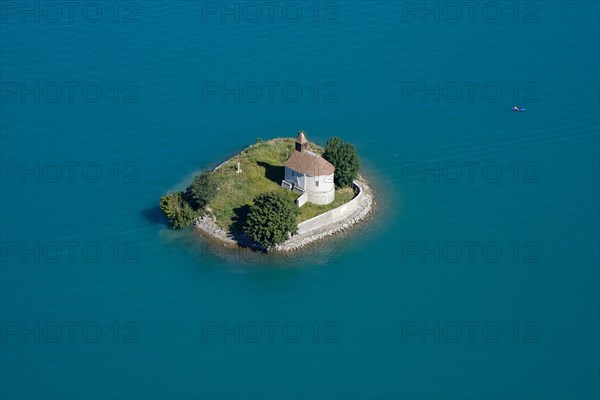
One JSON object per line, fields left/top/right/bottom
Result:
{"left": 194, "top": 179, "right": 374, "bottom": 252}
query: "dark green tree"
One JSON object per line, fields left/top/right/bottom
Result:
{"left": 322, "top": 137, "right": 360, "bottom": 188}
{"left": 244, "top": 191, "right": 300, "bottom": 248}
{"left": 159, "top": 191, "right": 200, "bottom": 229}
{"left": 186, "top": 171, "right": 219, "bottom": 209}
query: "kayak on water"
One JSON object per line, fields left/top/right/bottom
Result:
{"left": 512, "top": 106, "right": 526, "bottom": 112}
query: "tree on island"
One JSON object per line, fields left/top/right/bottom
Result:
{"left": 159, "top": 191, "right": 200, "bottom": 229}
{"left": 322, "top": 136, "right": 360, "bottom": 188}
{"left": 186, "top": 171, "right": 219, "bottom": 209}
{"left": 244, "top": 191, "right": 300, "bottom": 248}
{"left": 159, "top": 170, "right": 219, "bottom": 229}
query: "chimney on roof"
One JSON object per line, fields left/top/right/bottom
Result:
{"left": 295, "top": 131, "right": 308, "bottom": 152}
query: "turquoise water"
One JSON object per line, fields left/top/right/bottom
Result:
{"left": 1, "top": 1, "right": 598, "bottom": 398}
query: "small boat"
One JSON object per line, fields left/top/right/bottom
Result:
{"left": 512, "top": 106, "right": 526, "bottom": 112}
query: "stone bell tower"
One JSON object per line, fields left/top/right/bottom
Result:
{"left": 295, "top": 130, "right": 308, "bottom": 152}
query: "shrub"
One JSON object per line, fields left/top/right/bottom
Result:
{"left": 244, "top": 191, "right": 300, "bottom": 248}
{"left": 186, "top": 171, "right": 219, "bottom": 209}
{"left": 322, "top": 136, "right": 360, "bottom": 188}
{"left": 159, "top": 191, "right": 200, "bottom": 229}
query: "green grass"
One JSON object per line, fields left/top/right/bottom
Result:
{"left": 296, "top": 187, "right": 355, "bottom": 223}
{"left": 207, "top": 138, "right": 355, "bottom": 232}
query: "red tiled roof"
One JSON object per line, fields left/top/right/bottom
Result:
{"left": 286, "top": 150, "right": 335, "bottom": 176}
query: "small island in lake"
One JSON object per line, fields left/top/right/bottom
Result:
{"left": 159, "top": 131, "right": 373, "bottom": 251}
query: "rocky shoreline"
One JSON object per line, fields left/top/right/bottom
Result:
{"left": 194, "top": 179, "right": 374, "bottom": 252}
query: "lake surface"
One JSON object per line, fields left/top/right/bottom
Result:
{"left": 1, "top": 1, "right": 599, "bottom": 398}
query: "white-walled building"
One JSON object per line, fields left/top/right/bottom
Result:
{"left": 281, "top": 131, "right": 335, "bottom": 206}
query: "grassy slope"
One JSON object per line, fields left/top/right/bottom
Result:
{"left": 207, "top": 138, "right": 355, "bottom": 232}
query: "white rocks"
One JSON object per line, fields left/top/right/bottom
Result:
{"left": 274, "top": 180, "right": 374, "bottom": 252}
{"left": 194, "top": 215, "right": 264, "bottom": 250}
{"left": 194, "top": 179, "right": 374, "bottom": 253}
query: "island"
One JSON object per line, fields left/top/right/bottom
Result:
{"left": 159, "top": 131, "right": 374, "bottom": 251}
